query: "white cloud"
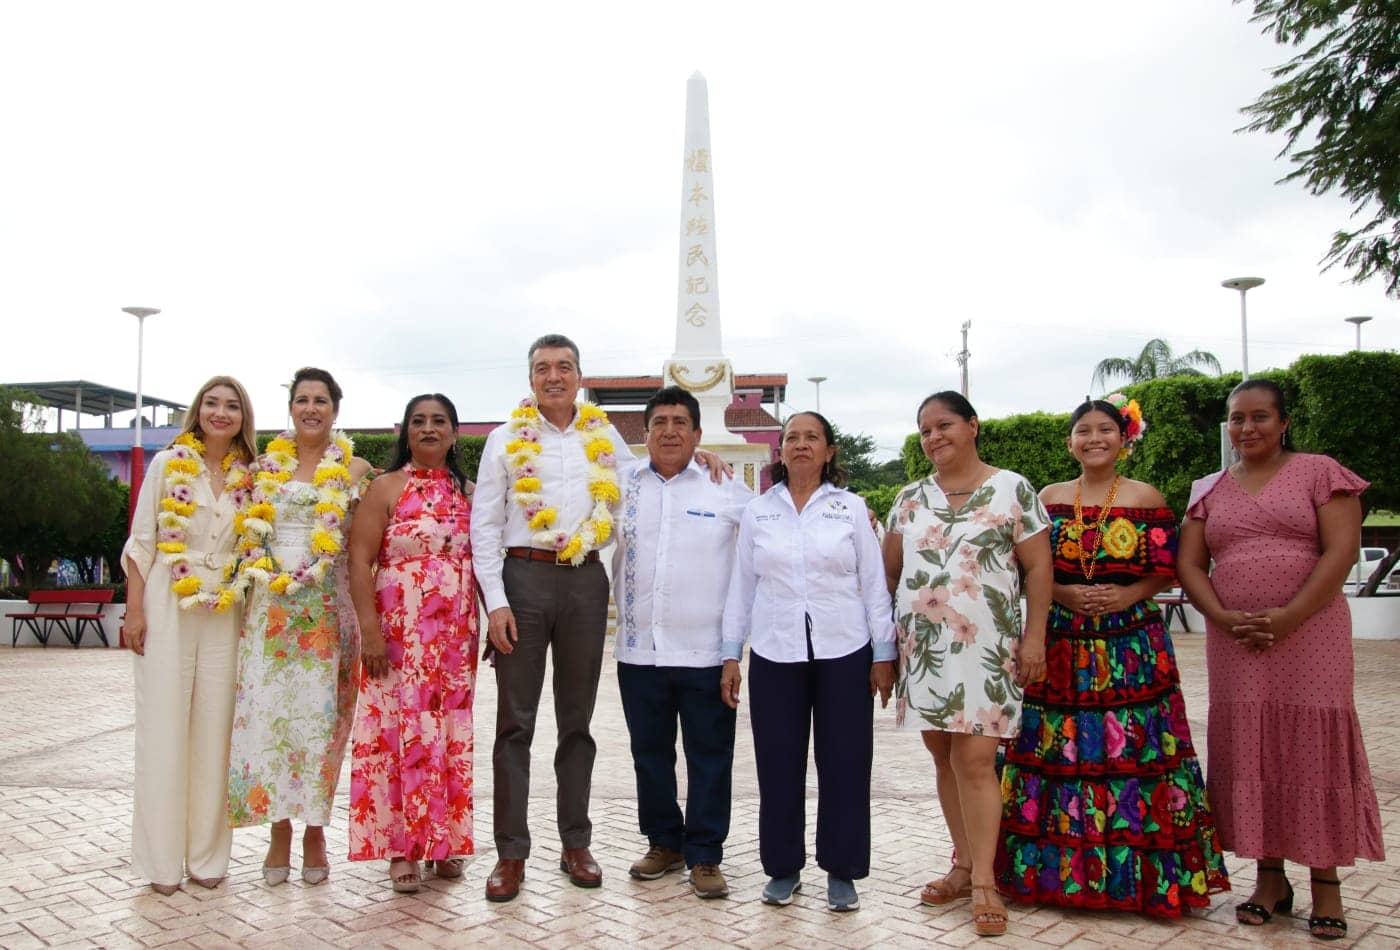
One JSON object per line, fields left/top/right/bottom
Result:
{"left": 2, "top": 0, "right": 1393, "bottom": 457}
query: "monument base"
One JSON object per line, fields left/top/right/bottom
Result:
{"left": 703, "top": 440, "right": 772, "bottom": 493}
{"left": 662, "top": 357, "right": 746, "bottom": 445}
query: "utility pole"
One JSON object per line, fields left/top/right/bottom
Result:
{"left": 956, "top": 321, "right": 971, "bottom": 397}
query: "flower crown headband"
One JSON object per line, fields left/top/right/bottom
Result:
{"left": 1103, "top": 392, "right": 1146, "bottom": 459}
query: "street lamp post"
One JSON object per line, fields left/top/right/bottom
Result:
{"left": 956, "top": 321, "right": 971, "bottom": 397}
{"left": 1221, "top": 277, "right": 1264, "bottom": 379}
{"left": 122, "top": 306, "right": 160, "bottom": 524}
{"left": 808, "top": 376, "right": 828, "bottom": 413}
{"left": 1345, "top": 315, "right": 1374, "bottom": 350}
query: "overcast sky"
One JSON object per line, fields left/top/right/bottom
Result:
{"left": 3, "top": 1, "right": 1394, "bottom": 459}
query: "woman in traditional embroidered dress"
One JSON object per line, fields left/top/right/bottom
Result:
{"left": 123, "top": 376, "right": 257, "bottom": 895}
{"left": 996, "top": 397, "right": 1229, "bottom": 917}
{"left": 1178, "top": 379, "right": 1383, "bottom": 941}
{"left": 348, "top": 394, "right": 479, "bottom": 893}
{"left": 882, "top": 391, "right": 1051, "bottom": 938}
{"left": 227, "top": 368, "right": 370, "bottom": 885}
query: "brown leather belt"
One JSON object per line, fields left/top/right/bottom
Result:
{"left": 505, "top": 546, "right": 599, "bottom": 566}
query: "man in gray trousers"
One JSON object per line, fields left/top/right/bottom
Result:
{"left": 471, "top": 333, "right": 631, "bottom": 902}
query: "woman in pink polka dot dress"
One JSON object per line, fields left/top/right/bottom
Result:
{"left": 1178, "top": 379, "right": 1384, "bottom": 942}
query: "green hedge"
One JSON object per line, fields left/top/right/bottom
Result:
{"left": 902, "top": 412, "right": 1080, "bottom": 492}
{"left": 255, "top": 433, "right": 487, "bottom": 480}
{"left": 1290, "top": 352, "right": 1400, "bottom": 514}
{"left": 893, "top": 353, "right": 1400, "bottom": 517}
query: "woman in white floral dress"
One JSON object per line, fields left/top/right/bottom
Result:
{"left": 227, "top": 368, "right": 371, "bottom": 885}
{"left": 882, "top": 391, "right": 1051, "bottom": 937}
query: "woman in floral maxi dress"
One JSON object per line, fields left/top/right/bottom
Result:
{"left": 227, "top": 368, "right": 370, "bottom": 885}
{"left": 882, "top": 392, "right": 1052, "bottom": 937}
{"left": 996, "top": 398, "right": 1229, "bottom": 916}
{"left": 348, "top": 394, "right": 479, "bottom": 893}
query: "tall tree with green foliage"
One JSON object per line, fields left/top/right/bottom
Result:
{"left": 830, "top": 424, "right": 905, "bottom": 492}
{"left": 0, "top": 387, "right": 125, "bottom": 589}
{"left": 1091, "top": 338, "right": 1223, "bottom": 391}
{"left": 1238, "top": 1, "right": 1400, "bottom": 296}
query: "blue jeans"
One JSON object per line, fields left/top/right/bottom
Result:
{"left": 617, "top": 663, "right": 736, "bottom": 867}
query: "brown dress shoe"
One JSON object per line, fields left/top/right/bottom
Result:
{"left": 559, "top": 847, "right": 602, "bottom": 888}
{"left": 485, "top": 858, "right": 525, "bottom": 902}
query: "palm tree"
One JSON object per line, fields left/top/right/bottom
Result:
{"left": 1091, "top": 338, "right": 1223, "bottom": 391}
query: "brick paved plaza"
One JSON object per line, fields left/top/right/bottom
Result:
{"left": 0, "top": 636, "right": 1396, "bottom": 948}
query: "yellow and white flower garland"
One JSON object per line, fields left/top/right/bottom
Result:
{"left": 507, "top": 398, "right": 620, "bottom": 565}
{"left": 156, "top": 432, "right": 253, "bottom": 612}
{"left": 235, "top": 431, "right": 354, "bottom": 596}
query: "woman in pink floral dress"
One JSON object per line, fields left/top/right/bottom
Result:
{"left": 347, "top": 394, "right": 479, "bottom": 893}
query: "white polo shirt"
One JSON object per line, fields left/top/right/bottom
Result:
{"left": 612, "top": 459, "right": 752, "bottom": 668}
{"left": 722, "top": 481, "right": 897, "bottom": 664}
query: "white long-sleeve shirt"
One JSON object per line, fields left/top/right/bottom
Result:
{"left": 721, "top": 481, "right": 897, "bottom": 664}
{"left": 612, "top": 460, "right": 753, "bottom": 667}
{"left": 470, "top": 408, "right": 634, "bottom": 613}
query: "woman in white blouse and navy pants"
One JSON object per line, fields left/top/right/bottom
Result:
{"left": 720, "top": 411, "right": 896, "bottom": 912}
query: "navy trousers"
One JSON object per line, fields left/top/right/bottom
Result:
{"left": 617, "top": 662, "right": 736, "bottom": 866}
{"left": 748, "top": 642, "right": 874, "bottom": 880}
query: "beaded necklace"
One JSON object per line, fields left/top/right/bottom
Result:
{"left": 1072, "top": 473, "right": 1122, "bottom": 581}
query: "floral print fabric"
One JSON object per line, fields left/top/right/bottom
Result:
{"left": 996, "top": 506, "right": 1229, "bottom": 917}
{"left": 228, "top": 479, "right": 359, "bottom": 827}
{"left": 888, "top": 470, "right": 1049, "bottom": 736}
{"left": 348, "top": 469, "right": 478, "bottom": 862}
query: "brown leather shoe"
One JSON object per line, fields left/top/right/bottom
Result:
{"left": 559, "top": 847, "right": 602, "bottom": 888}
{"left": 485, "top": 858, "right": 525, "bottom": 902}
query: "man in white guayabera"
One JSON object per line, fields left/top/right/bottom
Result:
{"left": 611, "top": 386, "right": 751, "bottom": 899}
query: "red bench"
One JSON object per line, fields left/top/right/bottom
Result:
{"left": 7, "top": 589, "right": 115, "bottom": 647}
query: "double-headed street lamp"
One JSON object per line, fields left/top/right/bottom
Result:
{"left": 122, "top": 306, "right": 160, "bottom": 523}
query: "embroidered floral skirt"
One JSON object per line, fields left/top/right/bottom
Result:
{"left": 995, "top": 599, "right": 1230, "bottom": 917}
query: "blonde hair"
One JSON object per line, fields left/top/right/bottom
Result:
{"left": 173, "top": 375, "right": 258, "bottom": 461}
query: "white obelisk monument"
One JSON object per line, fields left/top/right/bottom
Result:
{"left": 662, "top": 72, "right": 746, "bottom": 445}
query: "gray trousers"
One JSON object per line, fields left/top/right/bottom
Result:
{"left": 493, "top": 557, "right": 609, "bottom": 858}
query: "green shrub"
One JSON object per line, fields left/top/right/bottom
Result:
{"left": 858, "top": 484, "right": 900, "bottom": 522}
{"left": 255, "top": 432, "right": 487, "bottom": 480}
{"left": 1290, "top": 351, "right": 1400, "bottom": 514}
{"left": 891, "top": 353, "right": 1399, "bottom": 518}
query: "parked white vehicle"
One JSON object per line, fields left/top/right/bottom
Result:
{"left": 1350, "top": 547, "right": 1390, "bottom": 591}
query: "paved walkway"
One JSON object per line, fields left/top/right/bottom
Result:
{"left": 1, "top": 636, "right": 1396, "bottom": 948}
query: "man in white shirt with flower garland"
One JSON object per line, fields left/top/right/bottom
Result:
{"left": 472, "top": 335, "right": 727, "bottom": 902}
{"left": 612, "top": 386, "right": 751, "bottom": 900}
{"left": 472, "top": 333, "right": 630, "bottom": 902}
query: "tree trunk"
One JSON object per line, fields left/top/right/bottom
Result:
{"left": 1360, "top": 550, "right": 1400, "bottom": 597}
